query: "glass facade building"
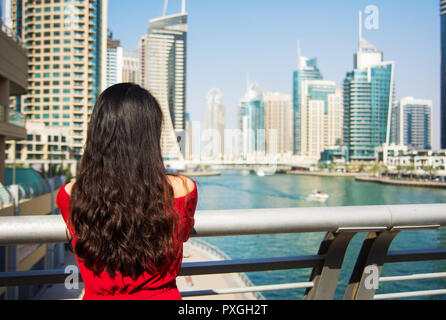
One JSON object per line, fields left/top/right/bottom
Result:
{"left": 392, "top": 97, "right": 432, "bottom": 150}
{"left": 292, "top": 56, "right": 323, "bottom": 155}
{"left": 239, "top": 83, "right": 265, "bottom": 160}
{"left": 343, "top": 64, "right": 394, "bottom": 161}
{"left": 343, "top": 12, "right": 395, "bottom": 162}
{"left": 300, "top": 80, "right": 343, "bottom": 158}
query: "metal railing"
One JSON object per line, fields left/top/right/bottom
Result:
{"left": 186, "top": 238, "right": 265, "bottom": 300}
{"left": 0, "top": 203, "right": 446, "bottom": 299}
{"left": 8, "top": 109, "right": 26, "bottom": 128}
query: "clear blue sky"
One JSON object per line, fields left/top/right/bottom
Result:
{"left": 108, "top": 0, "right": 441, "bottom": 149}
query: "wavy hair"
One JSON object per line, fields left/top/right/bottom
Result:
{"left": 69, "top": 83, "right": 181, "bottom": 279}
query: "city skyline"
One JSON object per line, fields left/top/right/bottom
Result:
{"left": 108, "top": 0, "right": 440, "bottom": 149}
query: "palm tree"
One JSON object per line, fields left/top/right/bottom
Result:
{"left": 396, "top": 165, "right": 404, "bottom": 179}
{"left": 369, "top": 163, "right": 381, "bottom": 177}
{"left": 424, "top": 165, "right": 436, "bottom": 181}
{"left": 406, "top": 164, "right": 415, "bottom": 180}
{"left": 40, "top": 164, "right": 73, "bottom": 181}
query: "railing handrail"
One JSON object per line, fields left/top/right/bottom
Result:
{"left": 0, "top": 203, "right": 445, "bottom": 245}
{"left": 188, "top": 238, "right": 266, "bottom": 300}
{"left": 1, "top": 203, "right": 446, "bottom": 300}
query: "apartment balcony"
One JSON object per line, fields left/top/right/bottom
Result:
{"left": 0, "top": 198, "right": 445, "bottom": 300}
{"left": 0, "top": 20, "right": 27, "bottom": 142}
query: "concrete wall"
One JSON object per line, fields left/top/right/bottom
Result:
{"left": 0, "top": 28, "right": 28, "bottom": 95}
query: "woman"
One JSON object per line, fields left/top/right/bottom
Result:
{"left": 56, "top": 83, "right": 197, "bottom": 300}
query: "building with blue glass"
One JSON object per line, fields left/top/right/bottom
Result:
{"left": 300, "top": 80, "right": 343, "bottom": 158}
{"left": 391, "top": 97, "right": 432, "bottom": 150}
{"left": 343, "top": 12, "right": 395, "bottom": 162}
{"left": 292, "top": 47, "right": 323, "bottom": 155}
{"left": 239, "top": 82, "right": 265, "bottom": 160}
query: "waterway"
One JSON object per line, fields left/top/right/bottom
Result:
{"left": 193, "top": 170, "right": 446, "bottom": 300}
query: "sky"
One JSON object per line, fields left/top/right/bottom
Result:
{"left": 108, "top": 0, "right": 441, "bottom": 149}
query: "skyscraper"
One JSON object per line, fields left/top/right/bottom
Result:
{"left": 204, "top": 88, "right": 225, "bottom": 160}
{"left": 343, "top": 12, "right": 395, "bottom": 162}
{"left": 105, "top": 30, "right": 123, "bottom": 89}
{"left": 264, "top": 92, "right": 293, "bottom": 157}
{"left": 0, "top": 0, "right": 12, "bottom": 29}
{"left": 292, "top": 44, "right": 323, "bottom": 155}
{"left": 239, "top": 82, "right": 265, "bottom": 160}
{"left": 441, "top": 0, "right": 446, "bottom": 148}
{"left": 299, "top": 81, "right": 343, "bottom": 158}
{"left": 184, "top": 112, "right": 192, "bottom": 160}
{"left": 137, "top": 34, "right": 149, "bottom": 89}
{"left": 122, "top": 49, "right": 139, "bottom": 84}
{"left": 11, "top": 0, "right": 108, "bottom": 165}
{"left": 392, "top": 97, "right": 432, "bottom": 150}
{"left": 142, "top": 0, "right": 187, "bottom": 160}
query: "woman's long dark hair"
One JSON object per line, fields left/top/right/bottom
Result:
{"left": 69, "top": 83, "right": 181, "bottom": 279}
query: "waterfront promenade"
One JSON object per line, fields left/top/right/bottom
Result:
{"left": 36, "top": 241, "right": 257, "bottom": 300}
{"left": 287, "top": 170, "right": 446, "bottom": 189}
{"left": 355, "top": 176, "right": 446, "bottom": 188}
{"left": 286, "top": 170, "right": 357, "bottom": 178}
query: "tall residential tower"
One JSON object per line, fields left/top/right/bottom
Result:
{"left": 392, "top": 97, "right": 432, "bottom": 150}
{"left": 105, "top": 30, "right": 123, "bottom": 89}
{"left": 239, "top": 82, "right": 265, "bottom": 160}
{"left": 141, "top": 0, "right": 187, "bottom": 160}
{"left": 204, "top": 88, "right": 225, "bottom": 160}
{"left": 264, "top": 92, "right": 293, "bottom": 157}
{"left": 292, "top": 45, "right": 323, "bottom": 155}
{"left": 300, "top": 81, "right": 343, "bottom": 158}
{"left": 11, "top": 0, "right": 108, "bottom": 166}
{"left": 343, "top": 12, "right": 395, "bottom": 162}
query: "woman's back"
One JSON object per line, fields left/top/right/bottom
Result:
{"left": 57, "top": 175, "right": 197, "bottom": 300}
{"left": 56, "top": 83, "right": 199, "bottom": 300}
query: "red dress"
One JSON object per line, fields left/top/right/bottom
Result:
{"left": 56, "top": 181, "right": 197, "bottom": 300}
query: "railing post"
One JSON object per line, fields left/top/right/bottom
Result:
{"left": 343, "top": 230, "right": 400, "bottom": 300}
{"left": 304, "top": 231, "right": 357, "bottom": 300}
{"left": 7, "top": 185, "right": 19, "bottom": 300}
{"left": 46, "top": 179, "right": 55, "bottom": 269}
{"left": 56, "top": 176, "right": 66, "bottom": 266}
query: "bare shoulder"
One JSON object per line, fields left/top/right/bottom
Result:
{"left": 167, "top": 175, "right": 196, "bottom": 198}
{"left": 64, "top": 180, "right": 76, "bottom": 196}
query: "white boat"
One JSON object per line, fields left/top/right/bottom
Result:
{"left": 240, "top": 170, "right": 250, "bottom": 176}
{"left": 307, "top": 190, "right": 329, "bottom": 202}
{"left": 255, "top": 166, "right": 276, "bottom": 176}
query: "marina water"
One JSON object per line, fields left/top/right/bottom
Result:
{"left": 194, "top": 171, "right": 446, "bottom": 300}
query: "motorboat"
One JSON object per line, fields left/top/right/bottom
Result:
{"left": 307, "top": 190, "right": 329, "bottom": 202}
{"left": 255, "top": 166, "right": 276, "bottom": 176}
